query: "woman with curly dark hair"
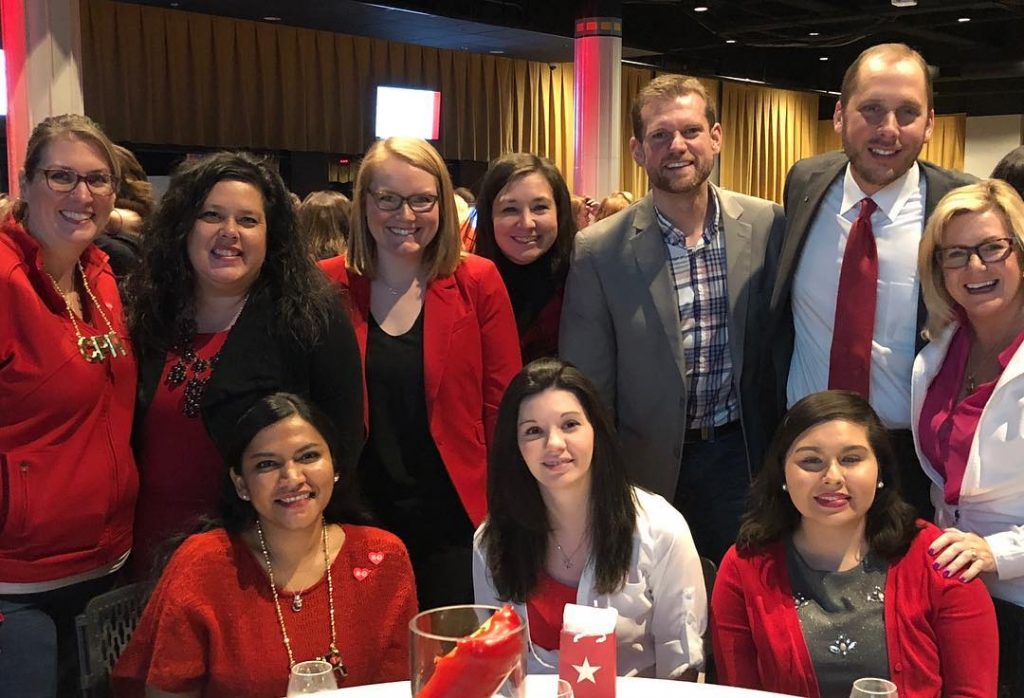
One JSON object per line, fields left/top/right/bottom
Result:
{"left": 126, "top": 151, "right": 363, "bottom": 574}
{"left": 474, "top": 153, "right": 576, "bottom": 362}
{"left": 712, "top": 390, "right": 998, "bottom": 698}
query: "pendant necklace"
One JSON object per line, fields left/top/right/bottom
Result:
{"left": 553, "top": 534, "right": 588, "bottom": 570}
{"left": 45, "top": 262, "right": 127, "bottom": 363}
{"left": 256, "top": 517, "right": 348, "bottom": 680}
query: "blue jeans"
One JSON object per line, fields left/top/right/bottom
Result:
{"left": 672, "top": 425, "right": 752, "bottom": 565}
{"left": 0, "top": 574, "right": 114, "bottom": 698}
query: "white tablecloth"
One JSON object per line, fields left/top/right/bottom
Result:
{"left": 322, "top": 675, "right": 795, "bottom": 697}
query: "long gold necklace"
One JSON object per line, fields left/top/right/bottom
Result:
{"left": 44, "top": 262, "right": 126, "bottom": 363}
{"left": 255, "top": 517, "right": 348, "bottom": 680}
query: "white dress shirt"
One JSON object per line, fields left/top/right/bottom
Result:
{"left": 472, "top": 489, "right": 706, "bottom": 679}
{"left": 788, "top": 163, "right": 925, "bottom": 428}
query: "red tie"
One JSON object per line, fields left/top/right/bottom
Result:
{"left": 829, "top": 197, "right": 878, "bottom": 398}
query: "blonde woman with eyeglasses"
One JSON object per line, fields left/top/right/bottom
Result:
{"left": 0, "top": 115, "right": 137, "bottom": 697}
{"left": 912, "top": 178, "right": 1024, "bottom": 696}
{"left": 320, "top": 137, "right": 521, "bottom": 609}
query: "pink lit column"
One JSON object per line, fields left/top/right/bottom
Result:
{"left": 573, "top": 16, "right": 621, "bottom": 199}
{"left": 1, "top": 0, "right": 84, "bottom": 195}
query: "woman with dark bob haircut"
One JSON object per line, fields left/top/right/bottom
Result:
{"left": 114, "top": 393, "right": 416, "bottom": 696}
{"left": 474, "top": 358, "right": 706, "bottom": 679}
{"left": 713, "top": 390, "right": 998, "bottom": 698}
{"left": 127, "top": 152, "right": 363, "bottom": 574}
{"left": 473, "top": 153, "right": 576, "bottom": 361}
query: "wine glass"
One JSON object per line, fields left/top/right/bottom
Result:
{"left": 850, "top": 677, "right": 898, "bottom": 697}
{"left": 555, "top": 678, "right": 574, "bottom": 697}
{"left": 286, "top": 660, "right": 338, "bottom": 695}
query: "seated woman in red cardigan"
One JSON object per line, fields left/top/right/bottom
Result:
{"left": 112, "top": 393, "right": 417, "bottom": 697}
{"left": 712, "top": 390, "right": 998, "bottom": 698}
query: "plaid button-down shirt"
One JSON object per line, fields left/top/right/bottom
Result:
{"left": 656, "top": 192, "right": 739, "bottom": 429}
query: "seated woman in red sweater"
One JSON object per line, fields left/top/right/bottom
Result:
{"left": 113, "top": 393, "right": 416, "bottom": 697}
{"left": 712, "top": 390, "right": 998, "bottom": 698}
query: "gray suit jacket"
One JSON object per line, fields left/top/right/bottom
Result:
{"left": 766, "top": 151, "right": 977, "bottom": 414}
{"left": 559, "top": 186, "right": 786, "bottom": 498}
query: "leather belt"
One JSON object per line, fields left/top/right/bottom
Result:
{"left": 684, "top": 419, "right": 742, "bottom": 443}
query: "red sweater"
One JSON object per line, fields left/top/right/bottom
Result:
{"left": 0, "top": 220, "right": 138, "bottom": 584}
{"left": 113, "top": 525, "right": 417, "bottom": 697}
{"left": 712, "top": 523, "right": 998, "bottom": 698}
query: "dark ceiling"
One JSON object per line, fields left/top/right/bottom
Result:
{"left": 125, "top": 0, "right": 1024, "bottom": 117}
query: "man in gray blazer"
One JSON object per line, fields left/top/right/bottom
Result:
{"left": 770, "top": 43, "right": 975, "bottom": 518}
{"left": 560, "top": 75, "right": 785, "bottom": 563}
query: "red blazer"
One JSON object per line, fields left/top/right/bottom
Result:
{"left": 711, "top": 522, "right": 998, "bottom": 698}
{"left": 320, "top": 254, "right": 521, "bottom": 526}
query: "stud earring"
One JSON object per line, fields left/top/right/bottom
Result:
{"left": 781, "top": 484, "right": 788, "bottom": 492}
{"left": 333, "top": 475, "right": 340, "bottom": 483}
{"left": 238, "top": 492, "right": 250, "bottom": 501}
{"left": 877, "top": 481, "right": 884, "bottom": 489}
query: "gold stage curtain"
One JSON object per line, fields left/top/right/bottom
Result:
{"left": 720, "top": 82, "right": 819, "bottom": 204}
{"left": 80, "top": 0, "right": 574, "bottom": 179}
{"left": 814, "top": 114, "right": 966, "bottom": 171}
{"left": 617, "top": 69, "right": 720, "bottom": 200}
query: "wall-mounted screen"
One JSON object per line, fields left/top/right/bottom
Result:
{"left": 375, "top": 86, "right": 441, "bottom": 140}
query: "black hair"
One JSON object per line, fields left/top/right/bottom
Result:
{"left": 127, "top": 151, "right": 335, "bottom": 355}
{"left": 992, "top": 145, "right": 1024, "bottom": 200}
{"left": 473, "top": 153, "right": 575, "bottom": 335}
{"left": 480, "top": 358, "right": 636, "bottom": 600}
{"left": 736, "top": 390, "right": 919, "bottom": 560}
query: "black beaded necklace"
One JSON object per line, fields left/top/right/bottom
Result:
{"left": 166, "top": 297, "right": 247, "bottom": 418}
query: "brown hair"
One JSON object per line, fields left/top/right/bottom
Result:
{"left": 298, "top": 190, "right": 351, "bottom": 259}
{"left": 631, "top": 75, "right": 717, "bottom": 141}
{"left": 840, "top": 43, "right": 933, "bottom": 112}
{"left": 919, "top": 179, "right": 1024, "bottom": 338}
{"left": 346, "top": 137, "right": 462, "bottom": 281}
{"left": 17, "top": 114, "right": 121, "bottom": 222}
{"left": 594, "top": 191, "right": 634, "bottom": 222}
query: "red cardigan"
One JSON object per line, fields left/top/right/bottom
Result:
{"left": 712, "top": 522, "right": 998, "bottom": 698}
{"left": 0, "top": 220, "right": 138, "bottom": 584}
{"left": 320, "top": 254, "right": 521, "bottom": 526}
{"left": 113, "top": 525, "right": 417, "bottom": 697}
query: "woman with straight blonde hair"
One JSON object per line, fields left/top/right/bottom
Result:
{"left": 320, "top": 137, "right": 521, "bottom": 608}
{"left": 912, "top": 178, "right": 1024, "bottom": 696}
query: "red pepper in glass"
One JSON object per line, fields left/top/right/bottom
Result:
{"left": 416, "top": 604, "right": 525, "bottom": 698}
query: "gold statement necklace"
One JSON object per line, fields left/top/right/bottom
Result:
{"left": 256, "top": 517, "right": 348, "bottom": 680}
{"left": 45, "top": 262, "right": 126, "bottom": 363}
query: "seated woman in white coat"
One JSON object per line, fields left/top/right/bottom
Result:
{"left": 473, "top": 358, "right": 705, "bottom": 680}
{"left": 913, "top": 179, "right": 1024, "bottom": 697}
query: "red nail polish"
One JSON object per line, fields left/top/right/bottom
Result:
{"left": 943, "top": 570, "right": 952, "bottom": 578}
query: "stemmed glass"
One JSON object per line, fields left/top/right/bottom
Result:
{"left": 850, "top": 677, "right": 898, "bottom": 698}
{"left": 286, "top": 660, "right": 338, "bottom": 695}
{"left": 555, "top": 678, "right": 574, "bottom": 697}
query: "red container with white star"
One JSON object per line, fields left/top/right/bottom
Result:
{"left": 558, "top": 604, "right": 617, "bottom": 698}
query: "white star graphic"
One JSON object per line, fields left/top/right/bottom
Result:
{"left": 572, "top": 656, "right": 601, "bottom": 684}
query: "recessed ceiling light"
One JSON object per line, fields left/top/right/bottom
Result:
{"left": 958, "top": 17, "right": 971, "bottom": 22}
{"left": 819, "top": 56, "right": 829, "bottom": 61}
{"left": 725, "top": 39, "right": 736, "bottom": 44}
{"left": 169, "top": 1, "right": 178, "bottom": 6}
{"left": 694, "top": 6, "right": 709, "bottom": 11}
{"left": 263, "top": 16, "right": 281, "bottom": 21}
{"left": 808, "top": 32, "right": 820, "bottom": 36}
{"left": 489, "top": 50, "right": 505, "bottom": 54}
{"left": 891, "top": 0, "right": 917, "bottom": 6}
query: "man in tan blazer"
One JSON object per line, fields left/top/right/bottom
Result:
{"left": 560, "top": 75, "right": 785, "bottom": 562}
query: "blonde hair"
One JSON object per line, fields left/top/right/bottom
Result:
{"left": 346, "top": 137, "right": 462, "bottom": 280}
{"left": 594, "top": 191, "right": 634, "bottom": 222}
{"left": 919, "top": 179, "right": 1024, "bottom": 338}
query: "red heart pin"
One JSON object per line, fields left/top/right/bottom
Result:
{"left": 353, "top": 567, "right": 370, "bottom": 581}
{"left": 368, "top": 552, "right": 384, "bottom": 566}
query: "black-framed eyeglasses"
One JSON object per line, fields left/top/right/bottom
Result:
{"left": 934, "top": 237, "right": 1017, "bottom": 269}
{"left": 369, "top": 190, "right": 439, "bottom": 213}
{"left": 40, "top": 168, "right": 117, "bottom": 196}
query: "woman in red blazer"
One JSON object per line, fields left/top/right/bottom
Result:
{"left": 712, "top": 390, "right": 998, "bottom": 698}
{"left": 320, "top": 136, "right": 521, "bottom": 609}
